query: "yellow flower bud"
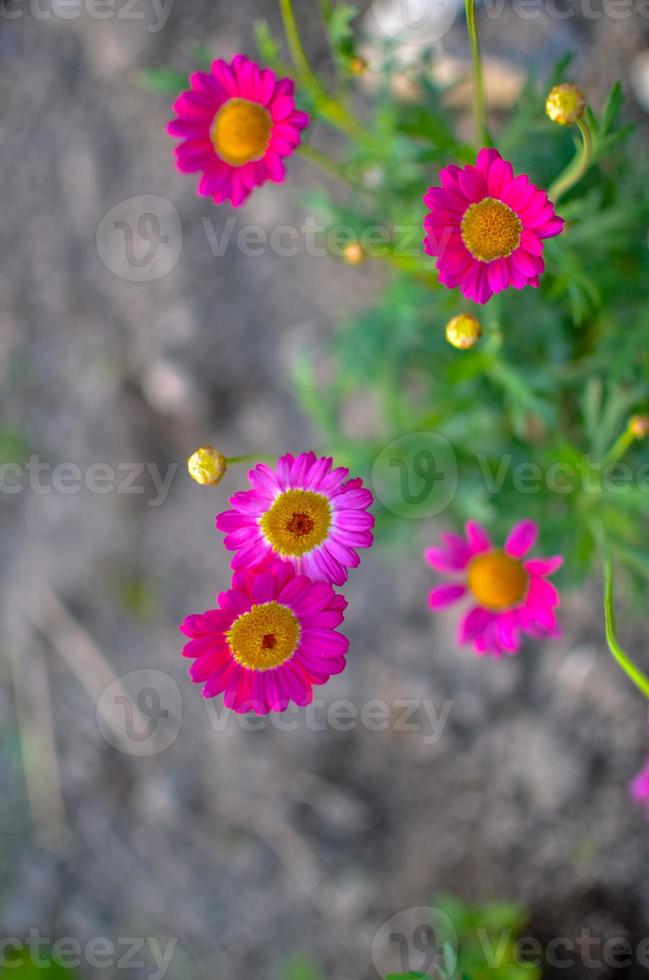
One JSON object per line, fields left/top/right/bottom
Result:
{"left": 342, "top": 242, "right": 365, "bottom": 266}
{"left": 349, "top": 56, "right": 368, "bottom": 76}
{"left": 629, "top": 415, "right": 649, "bottom": 439}
{"left": 187, "top": 446, "right": 227, "bottom": 486}
{"left": 445, "top": 314, "right": 482, "bottom": 350}
{"left": 545, "top": 83, "right": 586, "bottom": 126}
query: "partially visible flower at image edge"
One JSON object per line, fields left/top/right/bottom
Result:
{"left": 180, "top": 560, "right": 348, "bottom": 714}
{"left": 216, "top": 452, "right": 375, "bottom": 586}
{"left": 423, "top": 148, "right": 565, "bottom": 305}
{"left": 631, "top": 758, "right": 649, "bottom": 817}
{"left": 167, "top": 54, "right": 309, "bottom": 207}
{"left": 425, "top": 519, "right": 563, "bottom": 657}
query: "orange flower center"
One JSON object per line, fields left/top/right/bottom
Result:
{"left": 467, "top": 549, "right": 529, "bottom": 611}
{"left": 226, "top": 601, "right": 300, "bottom": 671}
{"left": 260, "top": 489, "right": 331, "bottom": 557}
{"left": 211, "top": 98, "right": 272, "bottom": 167}
{"left": 461, "top": 197, "right": 522, "bottom": 262}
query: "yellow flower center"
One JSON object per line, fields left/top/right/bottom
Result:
{"left": 260, "top": 489, "right": 332, "bottom": 557}
{"left": 467, "top": 549, "right": 529, "bottom": 611}
{"left": 227, "top": 601, "right": 300, "bottom": 671}
{"left": 461, "top": 197, "right": 522, "bottom": 263}
{"left": 211, "top": 98, "right": 272, "bottom": 167}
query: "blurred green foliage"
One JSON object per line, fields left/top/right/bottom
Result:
{"left": 385, "top": 895, "right": 540, "bottom": 980}
{"left": 0, "top": 949, "right": 77, "bottom": 980}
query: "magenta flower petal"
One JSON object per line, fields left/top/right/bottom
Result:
{"left": 631, "top": 759, "right": 649, "bottom": 817}
{"left": 428, "top": 583, "right": 467, "bottom": 609}
{"left": 466, "top": 520, "right": 491, "bottom": 555}
{"left": 505, "top": 519, "right": 538, "bottom": 558}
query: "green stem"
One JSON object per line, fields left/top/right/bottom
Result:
{"left": 465, "top": 0, "right": 491, "bottom": 146}
{"left": 279, "top": 0, "right": 322, "bottom": 91}
{"left": 548, "top": 118, "right": 593, "bottom": 204}
{"left": 603, "top": 553, "right": 649, "bottom": 701}
{"left": 225, "top": 453, "right": 276, "bottom": 465}
{"left": 279, "top": 0, "right": 377, "bottom": 148}
{"left": 602, "top": 427, "right": 635, "bottom": 468}
{"left": 297, "top": 143, "right": 361, "bottom": 189}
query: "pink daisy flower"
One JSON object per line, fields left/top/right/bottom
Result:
{"left": 216, "top": 452, "right": 374, "bottom": 587}
{"left": 425, "top": 519, "right": 563, "bottom": 658}
{"left": 180, "top": 561, "right": 348, "bottom": 714}
{"left": 631, "top": 758, "right": 649, "bottom": 817}
{"left": 423, "top": 148, "right": 565, "bottom": 304}
{"left": 167, "top": 54, "right": 309, "bottom": 208}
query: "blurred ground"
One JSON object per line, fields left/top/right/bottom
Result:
{"left": 1, "top": 2, "right": 649, "bottom": 979}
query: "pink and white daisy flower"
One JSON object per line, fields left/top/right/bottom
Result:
{"left": 425, "top": 519, "right": 563, "bottom": 658}
{"left": 631, "top": 758, "right": 649, "bottom": 817}
{"left": 216, "top": 452, "right": 375, "bottom": 587}
{"left": 423, "top": 148, "right": 565, "bottom": 305}
{"left": 180, "top": 561, "right": 348, "bottom": 714}
{"left": 167, "top": 54, "right": 309, "bottom": 208}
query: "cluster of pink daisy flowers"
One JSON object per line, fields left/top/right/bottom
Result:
{"left": 166, "top": 57, "right": 563, "bottom": 307}
{"left": 180, "top": 453, "right": 374, "bottom": 715}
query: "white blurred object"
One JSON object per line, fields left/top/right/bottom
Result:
{"left": 630, "top": 51, "right": 649, "bottom": 113}
{"left": 366, "top": 0, "right": 460, "bottom": 48}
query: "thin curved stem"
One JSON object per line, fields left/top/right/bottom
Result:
{"left": 465, "top": 0, "right": 491, "bottom": 147}
{"left": 279, "top": 0, "right": 378, "bottom": 148}
{"left": 297, "top": 143, "right": 361, "bottom": 189}
{"left": 548, "top": 118, "right": 593, "bottom": 204}
{"left": 279, "top": 0, "right": 322, "bottom": 91}
{"left": 603, "top": 554, "right": 649, "bottom": 701}
{"left": 225, "top": 453, "right": 276, "bottom": 465}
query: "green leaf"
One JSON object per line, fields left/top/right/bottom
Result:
{"left": 282, "top": 955, "right": 323, "bottom": 980}
{"left": 137, "top": 68, "right": 188, "bottom": 95}
{"left": 253, "top": 20, "right": 284, "bottom": 71}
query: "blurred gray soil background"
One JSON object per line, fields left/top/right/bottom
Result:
{"left": 1, "top": 1, "right": 649, "bottom": 978}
